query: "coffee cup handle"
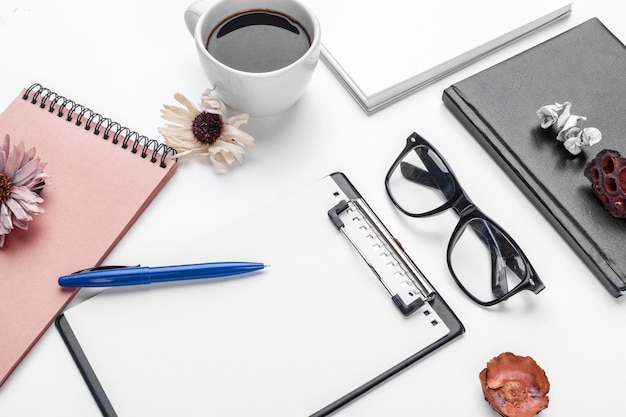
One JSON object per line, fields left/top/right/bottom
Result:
{"left": 184, "top": 0, "right": 211, "bottom": 36}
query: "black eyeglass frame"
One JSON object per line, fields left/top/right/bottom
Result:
{"left": 385, "top": 132, "right": 545, "bottom": 306}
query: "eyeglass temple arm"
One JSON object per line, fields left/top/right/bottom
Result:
{"left": 467, "top": 219, "right": 510, "bottom": 297}
{"left": 399, "top": 161, "right": 439, "bottom": 189}
{"left": 471, "top": 220, "right": 544, "bottom": 296}
{"left": 400, "top": 148, "right": 454, "bottom": 199}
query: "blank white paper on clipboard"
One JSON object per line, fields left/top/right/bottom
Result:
{"left": 57, "top": 172, "right": 463, "bottom": 416}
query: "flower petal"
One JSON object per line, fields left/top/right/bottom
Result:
{"left": 0, "top": 134, "right": 9, "bottom": 154}
{"left": 222, "top": 124, "right": 254, "bottom": 147}
{"left": 200, "top": 89, "right": 226, "bottom": 113}
{"left": 536, "top": 107, "right": 558, "bottom": 129}
{"left": 13, "top": 217, "right": 30, "bottom": 230}
{"left": 4, "top": 142, "right": 24, "bottom": 178}
{"left": 560, "top": 114, "right": 586, "bottom": 133}
{"left": 557, "top": 126, "right": 581, "bottom": 143}
{"left": 206, "top": 140, "right": 246, "bottom": 169}
{"left": 581, "top": 127, "right": 602, "bottom": 146}
{"left": 6, "top": 197, "right": 32, "bottom": 222}
{"left": 160, "top": 105, "right": 197, "bottom": 126}
{"left": 174, "top": 92, "right": 201, "bottom": 116}
{"left": 12, "top": 157, "right": 42, "bottom": 186}
{"left": 224, "top": 113, "right": 249, "bottom": 128}
{"left": 11, "top": 185, "right": 43, "bottom": 202}
{"left": 563, "top": 136, "right": 583, "bottom": 155}
{"left": 0, "top": 136, "right": 9, "bottom": 173}
{"left": 554, "top": 102, "right": 572, "bottom": 130}
{"left": 0, "top": 203, "right": 12, "bottom": 233}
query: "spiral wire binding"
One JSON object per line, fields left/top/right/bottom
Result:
{"left": 23, "top": 83, "right": 177, "bottom": 168}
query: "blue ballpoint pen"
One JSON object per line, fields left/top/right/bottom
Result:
{"left": 58, "top": 261, "right": 266, "bottom": 287}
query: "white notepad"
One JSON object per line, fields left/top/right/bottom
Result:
{"left": 58, "top": 173, "right": 463, "bottom": 416}
{"left": 310, "top": 0, "right": 572, "bottom": 113}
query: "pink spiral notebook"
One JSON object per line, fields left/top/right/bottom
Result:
{"left": 0, "top": 84, "right": 177, "bottom": 385}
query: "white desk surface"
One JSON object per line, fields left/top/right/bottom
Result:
{"left": 1, "top": 1, "right": 624, "bottom": 416}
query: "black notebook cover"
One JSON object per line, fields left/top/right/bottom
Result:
{"left": 443, "top": 18, "right": 626, "bottom": 297}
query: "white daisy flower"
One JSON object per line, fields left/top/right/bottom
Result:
{"left": 158, "top": 89, "right": 254, "bottom": 171}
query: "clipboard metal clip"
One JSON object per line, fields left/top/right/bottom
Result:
{"left": 329, "top": 199, "right": 435, "bottom": 316}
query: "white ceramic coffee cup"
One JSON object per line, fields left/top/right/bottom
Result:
{"left": 184, "top": 0, "right": 321, "bottom": 117}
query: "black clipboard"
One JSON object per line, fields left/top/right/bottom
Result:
{"left": 57, "top": 172, "right": 464, "bottom": 416}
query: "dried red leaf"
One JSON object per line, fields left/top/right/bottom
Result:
{"left": 479, "top": 352, "right": 550, "bottom": 417}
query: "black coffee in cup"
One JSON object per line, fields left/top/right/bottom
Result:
{"left": 206, "top": 10, "right": 311, "bottom": 73}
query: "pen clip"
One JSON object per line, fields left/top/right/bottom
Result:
{"left": 71, "top": 265, "right": 140, "bottom": 275}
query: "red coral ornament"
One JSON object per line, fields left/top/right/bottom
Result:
{"left": 479, "top": 352, "right": 550, "bottom": 417}
{"left": 584, "top": 149, "right": 626, "bottom": 218}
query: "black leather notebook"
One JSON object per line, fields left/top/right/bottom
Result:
{"left": 443, "top": 18, "right": 626, "bottom": 297}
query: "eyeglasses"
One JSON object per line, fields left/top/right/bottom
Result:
{"left": 385, "top": 132, "right": 544, "bottom": 306}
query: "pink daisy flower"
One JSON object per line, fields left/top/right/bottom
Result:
{"left": 0, "top": 134, "right": 50, "bottom": 248}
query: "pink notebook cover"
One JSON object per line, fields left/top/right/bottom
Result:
{"left": 0, "top": 85, "right": 177, "bottom": 385}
